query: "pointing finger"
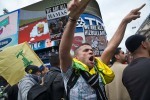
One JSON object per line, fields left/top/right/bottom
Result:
{"left": 134, "top": 4, "right": 146, "bottom": 12}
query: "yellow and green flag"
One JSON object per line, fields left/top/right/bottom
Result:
{"left": 0, "top": 42, "right": 43, "bottom": 86}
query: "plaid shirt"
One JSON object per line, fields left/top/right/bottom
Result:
{"left": 62, "top": 66, "right": 106, "bottom": 100}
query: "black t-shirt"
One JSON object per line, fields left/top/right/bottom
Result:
{"left": 122, "top": 57, "right": 150, "bottom": 100}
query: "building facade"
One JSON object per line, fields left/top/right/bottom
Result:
{"left": 136, "top": 14, "right": 150, "bottom": 38}
{"left": 0, "top": 0, "right": 107, "bottom": 65}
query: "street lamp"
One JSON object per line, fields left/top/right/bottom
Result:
{"left": 3, "top": 8, "right": 9, "bottom": 14}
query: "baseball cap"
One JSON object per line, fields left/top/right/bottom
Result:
{"left": 39, "top": 65, "right": 45, "bottom": 72}
{"left": 125, "top": 34, "right": 146, "bottom": 53}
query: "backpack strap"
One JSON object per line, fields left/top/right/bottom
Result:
{"left": 66, "top": 68, "right": 80, "bottom": 100}
{"left": 80, "top": 70, "right": 107, "bottom": 100}
{"left": 44, "top": 67, "right": 66, "bottom": 99}
{"left": 66, "top": 69, "right": 107, "bottom": 100}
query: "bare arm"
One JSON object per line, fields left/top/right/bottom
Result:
{"left": 101, "top": 4, "right": 146, "bottom": 65}
{"left": 59, "top": 0, "right": 91, "bottom": 72}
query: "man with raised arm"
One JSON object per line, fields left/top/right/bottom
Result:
{"left": 59, "top": 0, "right": 145, "bottom": 99}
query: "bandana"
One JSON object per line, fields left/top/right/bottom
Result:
{"left": 73, "top": 57, "right": 115, "bottom": 84}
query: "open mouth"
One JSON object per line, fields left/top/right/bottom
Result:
{"left": 89, "top": 56, "right": 94, "bottom": 62}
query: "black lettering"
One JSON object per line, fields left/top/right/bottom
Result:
{"left": 53, "top": 6, "right": 59, "bottom": 12}
{"left": 48, "top": 14, "right": 53, "bottom": 19}
{"left": 46, "top": 8, "right": 52, "bottom": 14}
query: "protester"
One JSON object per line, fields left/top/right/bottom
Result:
{"left": 59, "top": 0, "right": 145, "bottom": 99}
{"left": 18, "top": 65, "right": 41, "bottom": 100}
{"left": 105, "top": 47, "right": 130, "bottom": 100}
{"left": 39, "top": 65, "right": 49, "bottom": 85}
{"left": 122, "top": 34, "right": 150, "bottom": 100}
{"left": 0, "top": 76, "right": 8, "bottom": 87}
{"left": 126, "top": 51, "right": 133, "bottom": 64}
{"left": 44, "top": 55, "right": 65, "bottom": 100}
{"left": 7, "top": 84, "right": 18, "bottom": 100}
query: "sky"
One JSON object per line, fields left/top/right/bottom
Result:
{"left": 0, "top": 0, "right": 150, "bottom": 51}
{"left": 97, "top": 0, "right": 150, "bottom": 51}
{"left": 0, "top": 0, "right": 42, "bottom": 13}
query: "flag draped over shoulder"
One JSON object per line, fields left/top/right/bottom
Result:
{"left": 0, "top": 42, "right": 43, "bottom": 86}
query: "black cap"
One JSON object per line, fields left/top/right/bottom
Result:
{"left": 125, "top": 34, "right": 146, "bottom": 53}
{"left": 39, "top": 65, "right": 45, "bottom": 72}
{"left": 25, "top": 65, "right": 40, "bottom": 74}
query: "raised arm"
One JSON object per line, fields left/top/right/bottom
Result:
{"left": 101, "top": 4, "right": 146, "bottom": 65}
{"left": 59, "top": 0, "right": 91, "bottom": 72}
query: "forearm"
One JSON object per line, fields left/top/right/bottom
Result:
{"left": 108, "top": 19, "right": 127, "bottom": 50}
{"left": 101, "top": 19, "right": 128, "bottom": 64}
{"left": 59, "top": 0, "right": 91, "bottom": 72}
{"left": 100, "top": 4, "right": 145, "bottom": 65}
{"left": 59, "top": 19, "right": 77, "bottom": 72}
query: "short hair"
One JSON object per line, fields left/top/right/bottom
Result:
{"left": 25, "top": 65, "right": 40, "bottom": 74}
{"left": 125, "top": 34, "right": 146, "bottom": 53}
{"left": 74, "top": 43, "right": 91, "bottom": 56}
{"left": 111, "top": 47, "right": 121, "bottom": 64}
{"left": 49, "top": 54, "right": 60, "bottom": 67}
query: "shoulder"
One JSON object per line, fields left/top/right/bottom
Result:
{"left": 50, "top": 67, "right": 61, "bottom": 71}
{"left": 112, "top": 62, "right": 127, "bottom": 67}
{"left": 61, "top": 66, "right": 74, "bottom": 82}
{"left": 18, "top": 75, "right": 36, "bottom": 87}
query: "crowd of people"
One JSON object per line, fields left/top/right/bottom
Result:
{"left": 0, "top": 0, "right": 149, "bottom": 100}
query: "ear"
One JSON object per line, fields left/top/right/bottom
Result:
{"left": 141, "top": 41, "right": 147, "bottom": 49}
{"left": 115, "top": 54, "right": 119, "bottom": 60}
{"left": 74, "top": 55, "right": 80, "bottom": 60}
{"left": 74, "top": 56, "right": 78, "bottom": 59}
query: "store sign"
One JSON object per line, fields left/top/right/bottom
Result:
{"left": 0, "top": 38, "right": 12, "bottom": 48}
{"left": 0, "top": 34, "right": 18, "bottom": 50}
{"left": 0, "top": 17, "right": 9, "bottom": 28}
{"left": 73, "top": 13, "right": 107, "bottom": 56}
{"left": 19, "top": 18, "right": 50, "bottom": 43}
{"left": 29, "top": 39, "right": 59, "bottom": 50}
{"left": 75, "top": 13, "right": 104, "bottom": 33}
{"left": 0, "top": 10, "right": 19, "bottom": 39}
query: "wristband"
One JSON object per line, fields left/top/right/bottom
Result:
{"left": 68, "top": 17, "right": 77, "bottom": 22}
